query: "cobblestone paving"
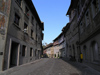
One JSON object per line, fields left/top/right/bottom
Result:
{"left": 0, "top": 58, "right": 100, "bottom": 75}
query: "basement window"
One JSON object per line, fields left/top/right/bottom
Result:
{"left": 14, "top": 13, "right": 20, "bottom": 26}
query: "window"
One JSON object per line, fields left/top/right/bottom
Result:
{"left": 81, "top": 0, "right": 85, "bottom": 7}
{"left": 80, "top": 22, "right": 84, "bottom": 34}
{"left": 22, "top": 45, "right": 26, "bottom": 57}
{"left": 35, "top": 50, "right": 37, "bottom": 56}
{"left": 31, "top": 16, "right": 34, "bottom": 25}
{"left": 14, "top": 13, "right": 20, "bottom": 26}
{"left": 16, "top": 0, "right": 21, "bottom": 6}
{"left": 24, "top": 23, "right": 28, "bottom": 33}
{"left": 30, "top": 48, "right": 33, "bottom": 57}
{"left": 31, "top": 29, "right": 33, "bottom": 39}
{"left": 85, "top": 10, "right": 90, "bottom": 26}
{"left": 25, "top": 6, "right": 29, "bottom": 16}
{"left": 92, "top": 0, "right": 99, "bottom": 14}
{"left": 77, "top": 4, "right": 80, "bottom": 17}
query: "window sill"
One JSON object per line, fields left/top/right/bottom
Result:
{"left": 13, "top": 23, "right": 21, "bottom": 30}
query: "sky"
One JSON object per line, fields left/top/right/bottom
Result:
{"left": 32, "top": 0, "right": 71, "bottom": 44}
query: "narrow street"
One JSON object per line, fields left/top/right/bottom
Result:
{"left": 0, "top": 58, "right": 100, "bottom": 75}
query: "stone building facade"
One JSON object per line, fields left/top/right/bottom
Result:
{"left": 78, "top": 0, "right": 100, "bottom": 64}
{"left": 0, "top": 0, "right": 44, "bottom": 71}
{"left": 62, "top": 0, "right": 79, "bottom": 61}
{"left": 63, "top": 0, "right": 100, "bottom": 65}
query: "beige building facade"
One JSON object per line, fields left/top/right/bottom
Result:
{"left": 0, "top": 0, "right": 44, "bottom": 71}
{"left": 43, "top": 33, "right": 65, "bottom": 58}
{"left": 43, "top": 43, "right": 54, "bottom": 58}
{"left": 53, "top": 33, "right": 65, "bottom": 58}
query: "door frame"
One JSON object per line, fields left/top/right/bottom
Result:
{"left": 8, "top": 39, "right": 20, "bottom": 68}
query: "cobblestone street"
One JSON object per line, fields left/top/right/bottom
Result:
{"left": 0, "top": 58, "right": 100, "bottom": 75}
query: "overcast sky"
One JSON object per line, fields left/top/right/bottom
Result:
{"left": 32, "top": 0, "right": 71, "bottom": 44}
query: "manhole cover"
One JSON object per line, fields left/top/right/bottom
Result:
{"left": 70, "top": 73, "right": 79, "bottom": 75}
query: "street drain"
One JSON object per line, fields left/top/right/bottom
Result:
{"left": 70, "top": 73, "right": 79, "bottom": 75}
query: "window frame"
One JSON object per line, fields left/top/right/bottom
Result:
{"left": 24, "top": 23, "right": 28, "bottom": 33}
{"left": 14, "top": 13, "right": 20, "bottom": 26}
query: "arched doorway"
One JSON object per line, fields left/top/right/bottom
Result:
{"left": 91, "top": 41, "right": 99, "bottom": 62}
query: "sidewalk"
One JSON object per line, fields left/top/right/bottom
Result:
{"left": 84, "top": 61, "right": 100, "bottom": 72}
{"left": 0, "top": 59, "right": 43, "bottom": 75}
{"left": 62, "top": 58, "right": 100, "bottom": 75}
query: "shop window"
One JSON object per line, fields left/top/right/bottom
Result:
{"left": 14, "top": 13, "right": 20, "bottom": 26}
